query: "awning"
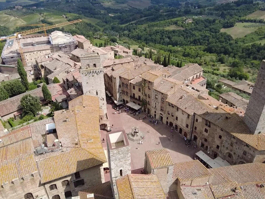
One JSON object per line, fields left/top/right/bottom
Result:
{"left": 195, "top": 151, "right": 231, "bottom": 168}
{"left": 106, "top": 91, "right": 111, "bottom": 97}
{"left": 111, "top": 97, "right": 123, "bottom": 105}
{"left": 126, "top": 102, "right": 141, "bottom": 110}
{"left": 214, "top": 157, "right": 231, "bottom": 167}
{"left": 195, "top": 151, "right": 211, "bottom": 163}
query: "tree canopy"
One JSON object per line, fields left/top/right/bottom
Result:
{"left": 17, "top": 59, "right": 29, "bottom": 90}
{"left": 0, "top": 86, "right": 8, "bottom": 101}
{"left": 42, "top": 83, "right": 52, "bottom": 102}
{"left": 20, "top": 94, "right": 42, "bottom": 116}
{"left": 2, "top": 79, "right": 26, "bottom": 97}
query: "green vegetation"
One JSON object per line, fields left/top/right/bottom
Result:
{"left": 221, "top": 23, "right": 265, "bottom": 39}
{"left": 20, "top": 94, "right": 41, "bottom": 116}
{"left": 0, "top": 85, "right": 8, "bottom": 101}
{"left": 17, "top": 59, "right": 29, "bottom": 90}
{"left": 42, "top": 83, "right": 52, "bottom": 102}
{"left": 2, "top": 79, "right": 26, "bottom": 97}
{"left": 53, "top": 77, "right": 60, "bottom": 83}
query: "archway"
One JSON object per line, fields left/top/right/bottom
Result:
{"left": 169, "top": 122, "right": 173, "bottom": 127}
{"left": 24, "top": 193, "right": 34, "bottom": 199}
{"left": 166, "top": 121, "right": 168, "bottom": 126}
{"left": 179, "top": 128, "right": 182, "bottom": 134}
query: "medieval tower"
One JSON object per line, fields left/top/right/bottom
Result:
{"left": 244, "top": 60, "right": 265, "bottom": 134}
{"left": 106, "top": 131, "right": 131, "bottom": 199}
{"left": 80, "top": 53, "right": 107, "bottom": 116}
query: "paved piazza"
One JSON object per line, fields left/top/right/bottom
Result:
{"left": 101, "top": 101, "right": 199, "bottom": 173}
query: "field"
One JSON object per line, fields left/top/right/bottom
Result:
{"left": 220, "top": 22, "right": 265, "bottom": 39}
{"left": 247, "top": 10, "right": 265, "bottom": 20}
{"left": 127, "top": 0, "right": 151, "bottom": 9}
{"left": 0, "top": 12, "right": 26, "bottom": 29}
{"left": 164, "top": 25, "right": 184, "bottom": 30}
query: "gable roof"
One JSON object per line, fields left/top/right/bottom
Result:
{"left": 116, "top": 174, "right": 165, "bottom": 199}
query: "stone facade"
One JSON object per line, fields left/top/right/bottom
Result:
{"left": 244, "top": 60, "right": 265, "bottom": 134}
{"left": 80, "top": 53, "right": 107, "bottom": 116}
{"left": 107, "top": 131, "right": 131, "bottom": 199}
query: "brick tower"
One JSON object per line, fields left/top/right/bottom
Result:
{"left": 244, "top": 60, "right": 265, "bottom": 134}
{"left": 80, "top": 53, "right": 107, "bottom": 116}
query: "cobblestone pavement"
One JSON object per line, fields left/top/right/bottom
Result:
{"left": 101, "top": 102, "right": 199, "bottom": 174}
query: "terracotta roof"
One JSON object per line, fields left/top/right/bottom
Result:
{"left": 0, "top": 137, "right": 37, "bottom": 185}
{"left": 209, "top": 162, "right": 265, "bottom": 185}
{"left": 117, "top": 174, "right": 165, "bottom": 199}
{"left": 166, "top": 88, "right": 218, "bottom": 115}
{"left": 141, "top": 71, "right": 160, "bottom": 82}
{"left": 173, "top": 160, "right": 211, "bottom": 181}
{"left": 73, "top": 35, "right": 90, "bottom": 43}
{"left": 219, "top": 92, "right": 248, "bottom": 111}
{"left": 117, "top": 175, "right": 134, "bottom": 199}
{"left": 146, "top": 149, "right": 173, "bottom": 169}
{"left": 71, "top": 48, "right": 90, "bottom": 58}
{"left": 154, "top": 78, "right": 181, "bottom": 94}
{"left": 0, "top": 126, "right": 31, "bottom": 148}
{"left": 38, "top": 148, "right": 104, "bottom": 183}
{"left": 171, "top": 64, "right": 202, "bottom": 81}
{"left": 39, "top": 95, "right": 106, "bottom": 183}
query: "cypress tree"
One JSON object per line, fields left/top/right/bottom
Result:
{"left": 0, "top": 86, "right": 8, "bottom": 101}
{"left": 42, "top": 83, "right": 52, "bottom": 102}
{"left": 162, "top": 55, "right": 167, "bottom": 67}
{"left": 17, "top": 59, "right": 29, "bottom": 90}
{"left": 168, "top": 53, "right": 171, "bottom": 66}
{"left": 149, "top": 49, "right": 153, "bottom": 60}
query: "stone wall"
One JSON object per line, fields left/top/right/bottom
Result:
{"left": 108, "top": 143, "right": 131, "bottom": 199}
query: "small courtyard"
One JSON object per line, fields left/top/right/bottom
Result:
{"left": 101, "top": 101, "right": 199, "bottom": 173}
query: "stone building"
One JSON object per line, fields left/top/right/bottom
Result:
{"left": 0, "top": 95, "right": 107, "bottom": 199}
{"left": 116, "top": 148, "right": 265, "bottom": 199}
{"left": 244, "top": 60, "right": 265, "bottom": 134}
{"left": 219, "top": 92, "right": 248, "bottom": 112}
{"left": 1, "top": 31, "right": 77, "bottom": 67}
{"left": 106, "top": 131, "right": 131, "bottom": 199}
{"left": 144, "top": 149, "right": 174, "bottom": 193}
{"left": 80, "top": 53, "right": 108, "bottom": 128}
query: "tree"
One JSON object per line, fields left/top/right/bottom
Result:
{"left": 155, "top": 54, "right": 162, "bottom": 64}
{"left": 53, "top": 77, "right": 60, "bottom": 83}
{"left": 149, "top": 49, "right": 153, "bottom": 60}
{"left": 20, "top": 94, "right": 42, "bottom": 116}
{"left": 42, "top": 83, "right": 52, "bottom": 102}
{"left": 0, "top": 86, "right": 8, "bottom": 101}
{"left": 168, "top": 53, "right": 171, "bottom": 65}
{"left": 162, "top": 55, "right": 167, "bottom": 67}
{"left": 3, "top": 79, "right": 26, "bottom": 97}
{"left": 17, "top": 59, "right": 29, "bottom": 90}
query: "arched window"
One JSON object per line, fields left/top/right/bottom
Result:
{"left": 93, "top": 64, "right": 96, "bottom": 67}
{"left": 52, "top": 195, "right": 60, "bottom": 199}
{"left": 49, "top": 184, "right": 57, "bottom": 191}
{"left": 120, "top": 169, "right": 123, "bottom": 176}
{"left": 24, "top": 193, "right": 34, "bottom": 199}
{"left": 62, "top": 180, "right": 70, "bottom": 187}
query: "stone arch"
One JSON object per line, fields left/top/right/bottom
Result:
{"left": 93, "top": 63, "right": 97, "bottom": 67}
{"left": 179, "top": 128, "right": 182, "bottom": 134}
{"left": 184, "top": 132, "right": 187, "bottom": 138}
{"left": 24, "top": 193, "right": 34, "bottom": 199}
